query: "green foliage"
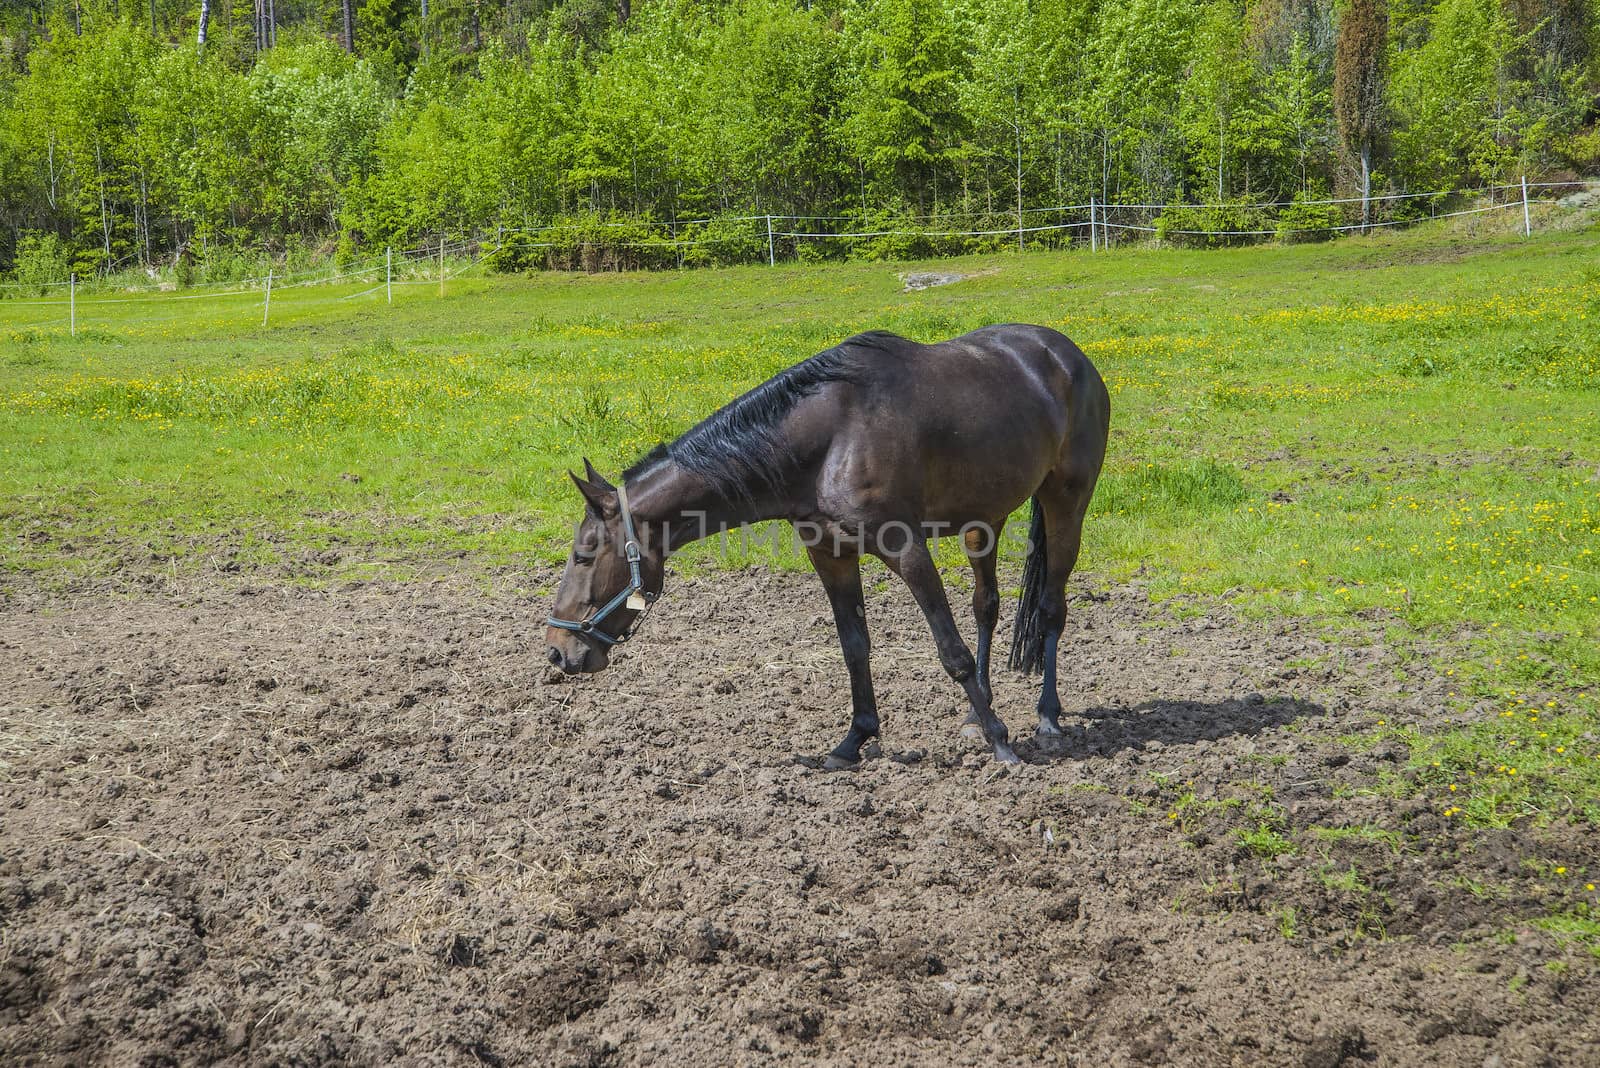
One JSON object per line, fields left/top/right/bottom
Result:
{"left": 680, "top": 217, "right": 767, "bottom": 269}
{"left": 485, "top": 228, "right": 543, "bottom": 274}
{"left": 841, "top": 0, "right": 968, "bottom": 206}
{"left": 1276, "top": 189, "right": 1346, "bottom": 242}
{"left": 1236, "top": 824, "right": 1298, "bottom": 859}
{"left": 9, "top": 231, "right": 69, "bottom": 295}
{"left": 1391, "top": 0, "right": 1522, "bottom": 186}
{"left": 1, "top": 0, "right": 1598, "bottom": 273}
{"left": 1156, "top": 201, "right": 1271, "bottom": 247}
{"left": 536, "top": 213, "right": 678, "bottom": 272}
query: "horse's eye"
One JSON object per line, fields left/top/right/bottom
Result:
{"left": 574, "top": 550, "right": 596, "bottom": 564}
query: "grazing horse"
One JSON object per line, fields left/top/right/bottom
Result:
{"left": 545, "top": 325, "right": 1110, "bottom": 766}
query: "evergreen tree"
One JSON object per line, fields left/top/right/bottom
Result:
{"left": 1333, "top": 0, "right": 1387, "bottom": 228}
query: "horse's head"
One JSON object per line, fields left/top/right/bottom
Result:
{"left": 544, "top": 459, "right": 663, "bottom": 674}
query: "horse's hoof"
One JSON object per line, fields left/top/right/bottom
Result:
{"left": 823, "top": 753, "right": 861, "bottom": 771}
{"left": 1034, "top": 723, "right": 1065, "bottom": 741}
{"left": 960, "top": 721, "right": 985, "bottom": 741}
{"left": 993, "top": 743, "right": 1022, "bottom": 766}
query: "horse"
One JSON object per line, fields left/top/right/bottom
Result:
{"left": 545, "top": 324, "right": 1110, "bottom": 766}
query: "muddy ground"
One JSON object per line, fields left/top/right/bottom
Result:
{"left": 1, "top": 562, "right": 1596, "bottom": 1066}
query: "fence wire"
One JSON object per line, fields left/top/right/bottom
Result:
{"left": 3, "top": 179, "right": 1592, "bottom": 328}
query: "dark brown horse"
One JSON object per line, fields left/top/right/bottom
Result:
{"left": 545, "top": 324, "right": 1110, "bottom": 766}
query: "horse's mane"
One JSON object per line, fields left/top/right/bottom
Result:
{"left": 624, "top": 331, "right": 899, "bottom": 500}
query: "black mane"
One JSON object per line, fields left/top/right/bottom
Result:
{"left": 625, "top": 331, "right": 898, "bottom": 499}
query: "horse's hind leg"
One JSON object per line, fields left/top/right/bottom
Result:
{"left": 808, "top": 547, "right": 879, "bottom": 769}
{"left": 881, "top": 538, "right": 1019, "bottom": 765}
{"left": 1033, "top": 480, "right": 1094, "bottom": 739}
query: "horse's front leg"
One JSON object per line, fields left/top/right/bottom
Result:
{"left": 807, "top": 547, "right": 879, "bottom": 769}
{"left": 881, "top": 539, "right": 1019, "bottom": 765}
{"left": 959, "top": 522, "right": 1002, "bottom": 741}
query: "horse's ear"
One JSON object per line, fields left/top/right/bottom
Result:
{"left": 569, "top": 470, "right": 615, "bottom": 516}
{"left": 581, "top": 457, "right": 615, "bottom": 491}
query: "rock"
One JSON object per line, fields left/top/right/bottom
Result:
{"left": 900, "top": 271, "right": 966, "bottom": 291}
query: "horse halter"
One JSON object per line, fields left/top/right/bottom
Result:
{"left": 546, "top": 483, "right": 660, "bottom": 648}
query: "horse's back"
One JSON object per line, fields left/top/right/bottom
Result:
{"left": 850, "top": 324, "right": 1105, "bottom": 451}
{"left": 809, "top": 325, "right": 1108, "bottom": 523}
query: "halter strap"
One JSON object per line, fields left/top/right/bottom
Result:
{"left": 545, "top": 482, "right": 659, "bottom": 647}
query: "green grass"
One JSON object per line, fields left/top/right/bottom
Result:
{"left": 1308, "top": 824, "right": 1407, "bottom": 856}
{"left": 1235, "top": 824, "right": 1298, "bottom": 859}
{"left": 4, "top": 215, "right": 1599, "bottom": 827}
{"left": 1533, "top": 904, "right": 1600, "bottom": 960}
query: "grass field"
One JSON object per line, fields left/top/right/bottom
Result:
{"left": 4, "top": 215, "right": 1599, "bottom": 836}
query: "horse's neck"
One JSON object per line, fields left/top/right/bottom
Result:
{"left": 628, "top": 460, "right": 780, "bottom": 553}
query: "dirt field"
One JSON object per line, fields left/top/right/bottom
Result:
{"left": 2, "top": 563, "right": 1596, "bottom": 1066}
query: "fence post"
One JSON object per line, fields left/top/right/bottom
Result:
{"left": 1089, "top": 197, "right": 1097, "bottom": 253}
{"left": 766, "top": 215, "right": 776, "bottom": 267}
{"left": 386, "top": 247, "right": 392, "bottom": 304}
{"left": 262, "top": 268, "right": 272, "bottom": 326}
{"left": 69, "top": 273, "right": 76, "bottom": 337}
{"left": 1520, "top": 175, "right": 1531, "bottom": 238}
{"left": 438, "top": 237, "right": 445, "bottom": 297}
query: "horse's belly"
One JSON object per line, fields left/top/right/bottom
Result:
{"left": 920, "top": 461, "right": 1050, "bottom": 525}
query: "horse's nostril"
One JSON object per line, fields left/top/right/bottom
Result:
{"left": 547, "top": 647, "right": 562, "bottom": 666}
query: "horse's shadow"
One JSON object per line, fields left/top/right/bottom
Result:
{"left": 1015, "top": 694, "right": 1320, "bottom": 764}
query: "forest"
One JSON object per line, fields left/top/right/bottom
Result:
{"left": 0, "top": 0, "right": 1597, "bottom": 279}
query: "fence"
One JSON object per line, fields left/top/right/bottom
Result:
{"left": 3, "top": 178, "right": 1593, "bottom": 334}
{"left": 0, "top": 237, "right": 484, "bottom": 336}
{"left": 482, "top": 178, "right": 1593, "bottom": 267}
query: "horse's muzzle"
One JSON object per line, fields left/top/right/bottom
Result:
{"left": 546, "top": 640, "right": 605, "bottom": 675}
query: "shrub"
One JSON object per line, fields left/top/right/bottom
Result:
{"left": 11, "top": 231, "right": 71, "bottom": 296}
{"left": 485, "top": 229, "right": 543, "bottom": 274}
{"left": 1154, "top": 201, "right": 1270, "bottom": 248}
{"left": 680, "top": 217, "right": 765, "bottom": 268}
{"left": 199, "top": 246, "right": 264, "bottom": 284}
{"left": 838, "top": 211, "right": 1006, "bottom": 262}
{"left": 538, "top": 214, "right": 676, "bottom": 272}
{"left": 847, "top": 213, "right": 939, "bottom": 262}
{"left": 1274, "top": 192, "right": 1347, "bottom": 243}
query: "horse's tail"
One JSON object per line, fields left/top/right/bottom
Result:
{"left": 1008, "top": 496, "right": 1049, "bottom": 675}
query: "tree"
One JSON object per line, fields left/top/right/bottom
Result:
{"left": 1264, "top": 32, "right": 1333, "bottom": 193}
{"left": 252, "top": 37, "right": 392, "bottom": 231}
{"left": 357, "top": 0, "right": 419, "bottom": 80}
{"left": 1082, "top": 0, "right": 1197, "bottom": 207}
{"left": 839, "top": 0, "right": 968, "bottom": 213}
{"left": 1391, "top": 0, "right": 1523, "bottom": 188}
{"left": 10, "top": 18, "right": 161, "bottom": 270}
{"left": 957, "top": 0, "right": 1039, "bottom": 241}
{"left": 1333, "top": 0, "right": 1386, "bottom": 229}
{"left": 1182, "top": 2, "right": 1264, "bottom": 201}
{"left": 689, "top": 0, "right": 847, "bottom": 216}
